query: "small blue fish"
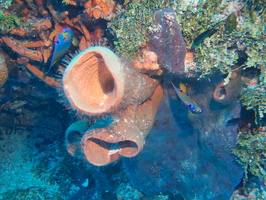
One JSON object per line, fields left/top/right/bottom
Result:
{"left": 171, "top": 82, "right": 202, "bottom": 114}
{"left": 46, "top": 28, "right": 77, "bottom": 73}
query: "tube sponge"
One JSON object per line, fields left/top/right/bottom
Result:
{"left": 63, "top": 46, "right": 125, "bottom": 115}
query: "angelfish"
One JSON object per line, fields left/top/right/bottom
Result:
{"left": 171, "top": 82, "right": 202, "bottom": 114}
{"left": 46, "top": 28, "right": 78, "bottom": 73}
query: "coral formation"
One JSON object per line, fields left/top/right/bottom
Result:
{"left": 108, "top": 0, "right": 171, "bottom": 58}
{"left": 63, "top": 46, "right": 165, "bottom": 165}
{"left": 232, "top": 128, "right": 266, "bottom": 182}
{"left": 133, "top": 48, "right": 161, "bottom": 72}
{"left": 81, "top": 85, "right": 163, "bottom": 166}
{"left": 62, "top": 7, "right": 189, "bottom": 165}
{"left": 116, "top": 183, "right": 143, "bottom": 199}
{"left": 0, "top": 0, "right": 122, "bottom": 87}
{"left": 240, "top": 84, "right": 266, "bottom": 123}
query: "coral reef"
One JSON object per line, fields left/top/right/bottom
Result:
{"left": 0, "top": 0, "right": 265, "bottom": 199}
{"left": 62, "top": 7, "right": 190, "bottom": 165}
{"left": 232, "top": 128, "right": 266, "bottom": 182}
{"left": 108, "top": 0, "right": 172, "bottom": 58}
{"left": 240, "top": 84, "right": 266, "bottom": 123}
{"left": 231, "top": 176, "right": 266, "bottom": 199}
{"left": 84, "top": 0, "right": 117, "bottom": 20}
{"left": 116, "top": 183, "right": 143, "bottom": 200}
{"left": 0, "top": 0, "right": 122, "bottom": 87}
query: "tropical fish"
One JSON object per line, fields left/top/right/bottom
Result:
{"left": 227, "top": 117, "right": 243, "bottom": 125}
{"left": 46, "top": 28, "right": 78, "bottom": 73}
{"left": 171, "top": 82, "right": 202, "bottom": 114}
{"left": 191, "top": 28, "right": 217, "bottom": 48}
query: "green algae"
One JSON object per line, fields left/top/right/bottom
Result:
{"left": 192, "top": 30, "right": 239, "bottom": 79}
{"left": 189, "top": 1, "right": 265, "bottom": 79}
{"left": 0, "top": 12, "right": 29, "bottom": 31}
{"left": 109, "top": 0, "right": 265, "bottom": 81}
{"left": 108, "top": 0, "right": 224, "bottom": 58}
{"left": 237, "top": 5, "right": 265, "bottom": 123}
{"left": 232, "top": 128, "right": 266, "bottom": 183}
{"left": 177, "top": 0, "right": 223, "bottom": 48}
{"left": 108, "top": 0, "right": 176, "bottom": 58}
{"left": 241, "top": 84, "right": 266, "bottom": 123}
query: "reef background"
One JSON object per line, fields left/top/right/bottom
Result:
{"left": 0, "top": 0, "right": 265, "bottom": 199}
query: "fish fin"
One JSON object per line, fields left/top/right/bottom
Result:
{"left": 46, "top": 59, "right": 58, "bottom": 73}
{"left": 72, "top": 36, "right": 79, "bottom": 46}
{"left": 171, "top": 82, "right": 176, "bottom": 89}
{"left": 188, "top": 112, "right": 196, "bottom": 118}
{"left": 51, "top": 58, "right": 61, "bottom": 67}
{"left": 46, "top": 64, "right": 53, "bottom": 74}
{"left": 171, "top": 82, "right": 180, "bottom": 92}
{"left": 179, "top": 83, "right": 187, "bottom": 93}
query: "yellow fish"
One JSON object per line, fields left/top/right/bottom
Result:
{"left": 171, "top": 82, "right": 202, "bottom": 114}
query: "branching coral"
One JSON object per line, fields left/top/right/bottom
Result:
{"left": 232, "top": 128, "right": 266, "bottom": 182}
